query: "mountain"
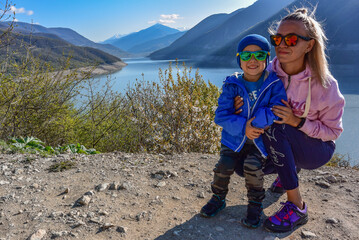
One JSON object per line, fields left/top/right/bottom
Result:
{"left": 110, "top": 24, "right": 180, "bottom": 52}
{"left": 0, "top": 22, "right": 131, "bottom": 58}
{"left": 0, "top": 29, "right": 124, "bottom": 71}
{"left": 101, "top": 34, "right": 127, "bottom": 45}
{"left": 149, "top": 0, "right": 294, "bottom": 60}
{"left": 197, "top": 0, "right": 359, "bottom": 68}
{"left": 127, "top": 31, "right": 186, "bottom": 54}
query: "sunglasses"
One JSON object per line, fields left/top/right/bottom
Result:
{"left": 270, "top": 33, "right": 312, "bottom": 47}
{"left": 236, "top": 50, "right": 269, "bottom": 61}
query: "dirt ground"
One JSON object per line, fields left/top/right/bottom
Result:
{"left": 0, "top": 152, "right": 358, "bottom": 240}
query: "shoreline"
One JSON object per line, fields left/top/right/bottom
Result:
{"left": 83, "top": 61, "right": 128, "bottom": 78}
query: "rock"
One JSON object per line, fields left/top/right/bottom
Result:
{"left": 63, "top": 187, "right": 70, "bottom": 194}
{"left": 84, "top": 191, "right": 95, "bottom": 196}
{"left": 315, "top": 181, "right": 330, "bottom": 188}
{"left": 119, "top": 182, "right": 132, "bottom": 190}
{"left": 156, "top": 181, "right": 166, "bottom": 187}
{"left": 263, "top": 237, "right": 280, "bottom": 240}
{"left": 72, "top": 220, "right": 85, "bottom": 228}
{"left": 87, "top": 211, "right": 95, "bottom": 218}
{"left": 173, "top": 230, "right": 181, "bottom": 236}
{"left": 325, "top": 175, "right": 338, "bottom": 183}
{"left": 301, "top": 230, "right": 317, "bottom": 238}
{"left": 0, "top": 180, "right": 10, "bottom": 185}
{"left": 326, "top": 218, "right": 339, "bottom": 224}
{"left": 116, "top": 226, "right": 128, "bottom": 233}
{"left": 109, "top": 182, "right": 119, "bottom": 190}
{"left": 77, "top": 195, "right": 91, "bottom": 205}
{"left": 50, "top": 211, "right": 64, "bottom": 218}
{"left": 95, "top": 183, "right": 109, "bottom": 192}
{"left": 197, "top": 192, "right": 205, "bottom": 198}
{"left": 30, "top": 183, "right": 39, "bottom": 189}
{"left": 100, "top": 223, "right": 114, "bottom": 231}
{"left": 28, "top": 229, "right": 46, "bottom": 240}
{"left": 98, "top": 210, "right": 109, "bottom": 216}
{"left": 89, "top": 217, "right": 103, "bottom": 224}
{"left": 215, "top": 226, "right": 224, "bottom": 232}
{"left": 51, "top": 231, "right": 68, "bottom": 238}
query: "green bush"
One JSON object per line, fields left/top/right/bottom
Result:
{"left": 124, "top": 62, "right": 221, "bottom": 153}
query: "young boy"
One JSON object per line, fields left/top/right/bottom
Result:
{"left": 200, "top": 34, "right": 287, "bottom": 228}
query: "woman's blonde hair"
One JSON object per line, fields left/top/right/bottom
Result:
{"left": 269, "top": 7, "right": 332, "bottom": 87}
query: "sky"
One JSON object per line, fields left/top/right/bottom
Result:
{"left": 4, "top": 0, "right": 257, "bottom": 42}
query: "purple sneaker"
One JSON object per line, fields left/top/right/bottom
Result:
{"left": 264, "top": 201, "right": 308, "bottom": 232}
{"left": 270, "top": 176, "right": 285, "bottom": 193}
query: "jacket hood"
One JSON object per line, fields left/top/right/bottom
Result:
{"left": 270, "top": 57, "right": 312, "bottom": 81}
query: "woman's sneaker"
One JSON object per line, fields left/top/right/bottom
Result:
{"left": 200, "top": 194, "right": 226, "bottom": 218}
{"left": 270, "top": 176, "right": 285, "bottom": 193}
{"left": 241, "top": 201, "right": 263, "bottom": 228}
{"left": 264, "top": 201, "right": 308, "bottom": 232}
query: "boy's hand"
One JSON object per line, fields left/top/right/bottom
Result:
{"left": 245, "top": 117, "right": 264, "bottom": 140}
{"left": 234, "top": 96, "right": 243, "bottom": 114}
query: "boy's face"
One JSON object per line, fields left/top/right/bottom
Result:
{"left": 240, "top": 45, "right": 266, "bottom": 81}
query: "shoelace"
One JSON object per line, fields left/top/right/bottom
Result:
{"left": 274, "top": 202, "right": 296, "bottom": 223}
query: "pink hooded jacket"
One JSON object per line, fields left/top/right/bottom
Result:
{"left": 270, "top": 57, "right": 345, "bottom": 142}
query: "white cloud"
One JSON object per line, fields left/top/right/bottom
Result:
{"left": 10, "top": 6, "right": 34, "bottom": 16}
{"left": 149, "top": 14, "right": 182, "bottom": 26}
{"left": 160, "top": 14, "right": 180, "bottom": 20}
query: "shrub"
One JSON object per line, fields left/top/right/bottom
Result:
{"left": 124, "top": 62, "right": 221, "bottom": 153}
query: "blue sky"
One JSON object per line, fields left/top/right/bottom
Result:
{"left": 7, "top": 0, "right": 257, "bottom": 42}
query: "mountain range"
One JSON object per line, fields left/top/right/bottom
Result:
{"left": 0, "top": 29, "right": 122, "bottom": 71}
{"left": 195, "top": 0, "right": 359, "bottom": 68}
{"left": 105, "top": 24, "right": 186, "bottom": 56}
{"left": 0, "top": 22, "right": 131, "bottom": 59}
{"left": 149, "top": 0, "right": 294, "bottom": 60}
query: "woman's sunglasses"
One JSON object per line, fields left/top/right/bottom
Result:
{"left": 237, "top": 50, "right": 269, "bottom": 61}
{"left": 270, "top": 33, "right": 312, "bottom": 47}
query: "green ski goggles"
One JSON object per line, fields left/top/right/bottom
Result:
{"left": 236, "top": 50, "right": 269, "bottom": 61}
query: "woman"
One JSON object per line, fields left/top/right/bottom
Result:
{"left": 234, "top": 8, "right": 345, "bottom": 232}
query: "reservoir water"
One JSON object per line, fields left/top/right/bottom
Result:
{"left": 96, "top": 58, "right": 359, "bottom": 166}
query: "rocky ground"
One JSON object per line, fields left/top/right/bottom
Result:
{"left": 0, "top": 152, "right": 358, "bottom": 240}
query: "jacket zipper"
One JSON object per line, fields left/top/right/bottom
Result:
{"left": 251, "top": 79, "right": 281, "bottom": 158}
{"left": 286, "top": 75, "right": 291, "bottom": 91}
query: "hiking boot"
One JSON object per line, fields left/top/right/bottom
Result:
{"left": 264, "top": 201, "right": 308, "bottom": 232}
{"left": 241, "top": 201, "right": 263, "bottom": 228}
{"left": 200, "top": 194, "right": 226, "bottom": 218}
{"left": 270, "top": 176, "right": 285, "bottom": 193}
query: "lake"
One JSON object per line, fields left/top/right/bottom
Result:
{"left": 95, "top": 58, "right": 359, "bottom": 166}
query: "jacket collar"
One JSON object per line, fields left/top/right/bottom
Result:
{"left": 271, "top": 56, "right": 312, "bottom": 81}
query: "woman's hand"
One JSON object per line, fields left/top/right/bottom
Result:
{"left": 234, "top": 96, "right": 243, "bottom": 114}
{"left": 272, "top": 99, "right": 301, "bottom": 127}
{"left": 245, "top": 117, "right": 264, "bottom": 140}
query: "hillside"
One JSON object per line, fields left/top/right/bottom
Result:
{"left": 127, "top": 31, "right": 186, "bottom": 54}
{"left": 197, "top": 0, "right": 359, "bottom": 68}
{"left": 0, "top": 22, "right": 130, "bottom": 59}
{"left": 0, "top": 152, "right": 358, "bottom": 239}
{"left": 149, "top": 0, "right": 294, "bottom": 60}
{"left": 0, "top": 30, "right": 124, "bottom": 71}
{"left": 111, "top": 24, "right": 180, "bottom": 52}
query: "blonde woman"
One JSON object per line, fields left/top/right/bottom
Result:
{"left": 234, "top": 8, "right": 345, "bottom": 232}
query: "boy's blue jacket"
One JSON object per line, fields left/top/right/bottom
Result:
{"left": 214, "top": 71, "right": 287, "bottom": 157}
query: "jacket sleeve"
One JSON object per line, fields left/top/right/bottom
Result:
{"left": 300, "top": 80, "right": 345, "bottom": 141}
{"left": 251, "top": 79, "right": 287, "bottom": 129}
{"left": 214, "top": 83, "right": 247, "bottom": 137}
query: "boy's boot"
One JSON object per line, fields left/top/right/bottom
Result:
{"left": 241, "top": 200, "right": 263, "bottom": 228}
{"left": 200, "top": 194, "right": 226, "bottom": 218}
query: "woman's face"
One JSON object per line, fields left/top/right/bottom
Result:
{"left": 275, "top": 20, "right": 314, "bottom": 67}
